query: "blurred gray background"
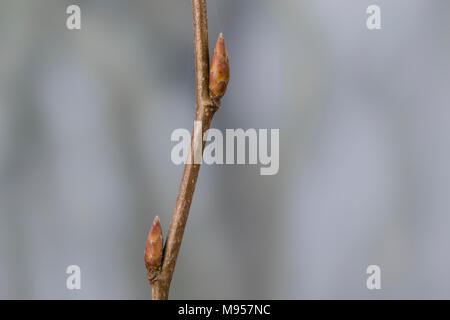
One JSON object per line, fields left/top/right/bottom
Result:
{"left": 0, "top": 0, "right": 449, "bottom": 299}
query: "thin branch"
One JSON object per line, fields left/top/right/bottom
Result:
{"left": 146, "top": 0, "right": 229, "bottom": 300}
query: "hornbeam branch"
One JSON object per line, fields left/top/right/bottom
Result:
{"left": 146, "top": 0, "right": 229, "bottom": 300}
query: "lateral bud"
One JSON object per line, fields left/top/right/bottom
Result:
{"left": 209, "top": 33, "right": 230, "bottom": 100}
{"left": 145, "top": 216, "right": 163, "bottom": 280}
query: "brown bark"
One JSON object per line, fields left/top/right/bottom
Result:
{"left": 149, "top": 0, "right": 221, "bottom": 300}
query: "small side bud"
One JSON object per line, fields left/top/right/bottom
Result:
{"left": 145, "top": 216, "right": 163, "bottom": 280}
{"left": 209, "top": 33, "right": 230, "bottom": 100}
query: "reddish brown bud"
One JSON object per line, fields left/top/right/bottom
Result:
{"left": 209, "top": 33, "right": 230, "bottom": 99}
{"left": 145, "top": 216, "right": 163, "bottom": 275}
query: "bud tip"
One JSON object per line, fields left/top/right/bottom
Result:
{"left": 145, "top": 215, "right": 163, "bottom": 277}
{"left": 209, "top": 33, "right": 230, "bottom": 100}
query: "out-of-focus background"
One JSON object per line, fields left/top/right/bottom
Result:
{"left": 0, "top": 0, "right": 449, "bottom": 299}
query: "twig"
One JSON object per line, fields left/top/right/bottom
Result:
{"left": 145, "top": 0, "right": 229, "bottom": 300}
